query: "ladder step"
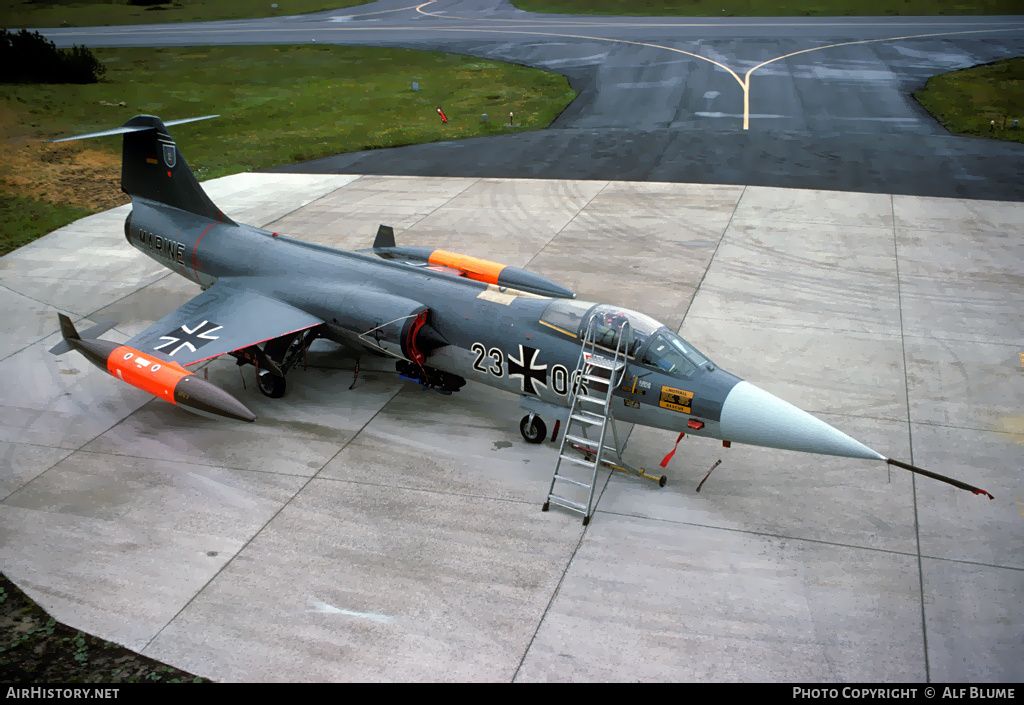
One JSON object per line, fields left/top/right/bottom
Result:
{"left": 558, "top": 454, "right": 598, "bottom": 468}
{"left": 564, "top": 434, "right": 617, "bottom": 453}
{"left": 545, "top": 316, "right": 630, "bottom": 524}
{"left": 546, "top": 495, "right": 587, "bottom": 513}
{"left": 552, "top": 474, "right": 590, "bottom": 488}
{"left": 568, "top": 444, "right": 619, "bottom": 459}
{"left": 585, "top": 356, "right": 624, "bottom": 371}
{"left": 563, "top": 432, "right": 598, "bottom": 448}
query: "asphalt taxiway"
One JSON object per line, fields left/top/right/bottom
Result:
{"left": 37, "top": 0, "right": 1024, "bottom": 200}
{"left": 1, "top": 174, "right": 1021, "bottom": 681}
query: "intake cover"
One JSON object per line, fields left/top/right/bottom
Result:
{"left": 332, "top": 291, "right": 445, "bottom": 364}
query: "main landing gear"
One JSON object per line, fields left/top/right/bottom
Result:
{"left": 232, "top": 327, "right": 320, "bottom": 399}
{"left": 257, "top": 369, "right": 286, "bottom": 398}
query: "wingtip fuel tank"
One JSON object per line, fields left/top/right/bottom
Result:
{"left": 53, "top": 314, "right": 255, "bottom": 423}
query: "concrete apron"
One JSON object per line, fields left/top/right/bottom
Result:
{"left": 0, "top": 174, "right": 1021, "bottom": 682}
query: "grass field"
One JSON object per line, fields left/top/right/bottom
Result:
{"left": 510, "top": 0, "right": 1022, "bottom": 16}
{"left": 914, "top": 58, "right": 1024, "bottom": 143}
{"left": 1, "top": 0, "right": 373, "bottom": 28}
{"left": 0, "top": 44, "right": 578, "bottom": 254}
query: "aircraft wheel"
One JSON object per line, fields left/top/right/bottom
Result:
{"left": 257, "top": 370, "right": 286, "bottom": 398}
{"left": 520, "top": 414, "right": 546, "bottom": 444}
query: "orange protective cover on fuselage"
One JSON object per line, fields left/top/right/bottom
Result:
{"left": 107, "top": 345, "right": 192, "bottom": 404}
{"left": 428, "top": 250, "right": 506, "bottom": 285}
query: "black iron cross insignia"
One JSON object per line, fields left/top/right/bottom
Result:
{"left": 508, "top": 345, "right": 547, "bottom": 396}
{"left": 154, "top": 320, "right": 222, "bottom": 357}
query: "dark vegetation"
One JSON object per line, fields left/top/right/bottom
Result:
{"left": 0, "top": 572, "right": 207, "bottom": 683}
{"left": 0, "top": 0, "right": 374, "bottom": 28}
{"left": 0, "top": 30, "right": 105, "bottom": 84}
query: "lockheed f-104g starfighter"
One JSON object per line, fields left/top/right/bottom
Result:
{"left": 48, "top": 116, "right": 991, "bottom": 523}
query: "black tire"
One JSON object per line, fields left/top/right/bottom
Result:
{"left": 659, "top": 475, "right": 667, "bottom": 488}
{"left": 257, "top": 370, "right": 286, "bottom": 398}
{"left": 520, "top": 414, "right": 546, "bottom": 444}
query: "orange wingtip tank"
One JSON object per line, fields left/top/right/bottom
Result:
{"left": 108, "top": 346, "right": 190, "bottom": 404}
{"left": 104, "top": 345, "right": 256, "bottom": 422}
{"left": 53, "top": 316, "right": 256, "bottom": 423}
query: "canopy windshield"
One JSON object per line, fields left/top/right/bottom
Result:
{"left": 539, "top": 300, "right": 662, "bottom": 357}
{"left": 640, "top": 332, "right": 710, "bottom": 378}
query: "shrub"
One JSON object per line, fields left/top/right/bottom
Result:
{"left": 0, "top": 29, "right": 106, "bottom": 84}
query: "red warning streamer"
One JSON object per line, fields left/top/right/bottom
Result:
{"left": 436, "top": 106, "right": 448, "bottom": 123}
{"left": 660, "top": 432, "right": 685, "bottom": 469}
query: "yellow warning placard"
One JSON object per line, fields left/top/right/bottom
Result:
{"left": 659, "top": 386, "right": 693, "bottom": 414}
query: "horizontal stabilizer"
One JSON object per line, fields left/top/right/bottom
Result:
{"left": 49, "top": 115, "right": 219, "bottom": 143}
{"left": 50, "top": 114, "right": 230, "bottom": 223}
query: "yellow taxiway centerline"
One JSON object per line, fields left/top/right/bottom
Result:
{"left": 56, "top": 7, "right": 1024, "bottom": 132}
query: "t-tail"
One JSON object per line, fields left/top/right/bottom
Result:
{"left": 51, "top": 114, "right": 233, "bottom": 224}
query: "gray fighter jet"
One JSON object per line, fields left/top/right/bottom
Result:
{"left": 49, "top": 116, "right": 991, "bottom": 520}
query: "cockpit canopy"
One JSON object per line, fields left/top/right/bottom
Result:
{"left": 539, "top": 299, "right": 712, "bottom": 378}
{"left": 640, "top": 332, "right": 709, "bottom": 377}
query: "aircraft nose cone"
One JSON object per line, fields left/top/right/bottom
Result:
{"left": 719, "top": 381, "right": 884, "bottom": 460}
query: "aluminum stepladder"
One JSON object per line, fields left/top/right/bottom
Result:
{"left": 542, "top": 314, "right": 631, "bottom": 525}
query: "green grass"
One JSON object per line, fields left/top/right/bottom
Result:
{"left": 1, "top": 0, "right": 374, "bottom": 28}
{"left": 510, "top": 0, "right": 1022, "bottom": 16}
{"left": 914, "top": 57, "right": 1024, "bottom": 143}
{"left": 0, "top": 195, "right": 93, "bottom": 256}
{"left": 7, "top": 44, "right": 577, "bottom": 176}
{"left": 0, "top": 44, "right": 578, "bottom": 251}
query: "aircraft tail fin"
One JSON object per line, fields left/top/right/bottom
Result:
{"left": 56, "top": 313, "right": 80, "bottom": 345}
{"left": 51, "top": 115, "right": 234, "bottom": 224}
{"left": 49, "top": 315, "right": 118, "bottom": 355}
{"left": 373, "top": 224, "right": 396, "bottom": 249}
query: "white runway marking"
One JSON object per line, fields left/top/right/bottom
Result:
{"left": 306, "top": 597, "right": 395, "bottom": 624}
{"left": 695, "top": 111, "right": 787, "bottom": 119}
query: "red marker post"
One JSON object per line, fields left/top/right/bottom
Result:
{"left": 436, "top": 106, "right": 448, "bottom": 123}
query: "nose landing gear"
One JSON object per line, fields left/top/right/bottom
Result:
{"left": 520, "top": 413, "right": 547, "bottom": 444}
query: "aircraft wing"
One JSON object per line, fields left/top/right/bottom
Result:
{"left": 126, "top": 280, "right": 323, "bottom": 367}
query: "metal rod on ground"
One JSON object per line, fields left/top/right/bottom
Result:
{"left": 696, "top": 459, "right": 722, "bottom": 493}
